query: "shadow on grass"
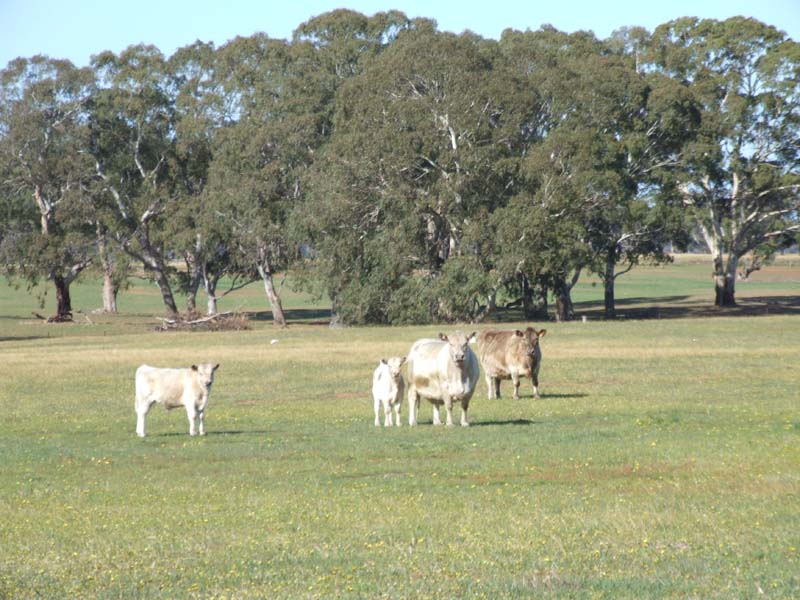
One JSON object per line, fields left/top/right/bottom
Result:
{"left": 493, "top": 294, "right": 800, "bottom": 322}
{"left": 249, "top": 308, "right": 332, "bottom": 324}
{"left": 586, "top": 294, "right": 800, "bottom": 320}
{"left": 145, "top": 430, "right": 272, "bottom": 438}
{"left": 484, "top": 392, "right": 588, "bottom": 400}
{"left": 471, "top": 418, "right": 539, "bottom": 427}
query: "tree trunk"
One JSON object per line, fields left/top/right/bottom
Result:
{"left": 553, "top": 287, "right": 573, "bottom": 322}
{"left": 520, "top": 275, "right": 548, "bottom": 320}
{"left": 257, "top": 264, "right": 286, "bottom": 327}
{"left": 207, "top": 293, "right": 218, "bottom": 316}
{"left": 102, "top": 273, "right": 118, "bottom": 314}
{"left": 183, "top": 237, "right": 202, "bottom": 314}
{"left": 184, "top": 260, "right": 201, "bottom": 315}
{"left": 122, "top": 230, "right": 179, "bottom": 317}
{"left": 712, "top": 251, "right": 737, "bottom": 307}
{"left": 152, "top": 267, "right": 179, "bottom": 316}
{"left": 97, "top": 231, "right": 118, "bottom": 313}
{"left": 553, "top": 270, "right": 580, "bottom": 322}
{"left": 536, "top": 285, "right": 549, "bottom": 320}
{"left": 603, "top": 252, "right": 616, "bottom": 320}
{"left": 203, "top": 273, "right": 219, "bottom": 316}
{"left": 521, "top": 275, "right": 535, "bottom": 319}
{"left": 53, "top": 275, "right": 73, "bottom": 321}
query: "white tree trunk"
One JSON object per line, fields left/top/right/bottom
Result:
{"left": 102, "top": 272, "right": 118, "bottom": 313}
{"left": 257, "top": 263, "right": 286, "bottom": 327}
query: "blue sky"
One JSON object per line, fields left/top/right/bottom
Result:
{"left": 2, "top": 0, "right": 799, "bottom": 69}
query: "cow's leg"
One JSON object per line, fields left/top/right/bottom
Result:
{"left": 460, "top": 399, "right": 470, "bottom": 427}
{"left": 186, "top": 404, "right": 197, "bottom": 436}
{"left": 494, "top": 378, "right": 501, "bottom": 399}
{"left": 384, "top": 399, "right": 392, "bottom": 427}
{"left": 374, "top": 395, "right": 381, "bottom": 426}
{"left": 432, "top": 403, "right": 443, "bottom": 426}
{"left": 135, "top": 397, "right": 154, "bottom": 438}
{"left": 443, "top": 397, "right": 454, "bottom": 427}
{"left": 511, "top": 373, "right": 521, "bottom": 400}
{"left": 485, "top": 374, "right": 494, "bottom": 400}
{"left": 197, "top": 408, "right": 205, "bottom": 436}
{"left": 408, "top": 388, "right": 419, "bottom": 426}
{"left": 532, "top": 370, "right": 540, "bottom": 399}
{"left": 393, "top": 401, "right": 401, "bottom": 427}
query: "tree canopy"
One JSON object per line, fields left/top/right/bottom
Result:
{"left": 1, "top": 11, "right": 797, "bottom": 323}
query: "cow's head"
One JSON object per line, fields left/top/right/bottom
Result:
{"left": 438, "top": 331, "right": 475, "bottom": 366}
{"left": 192, "top": 363, "right": 220, "bottom": 388}
{"left": 518, "top": 328, "right": 546, "bottom": 356}
{"left": 381, "top": 356, "right": 406, "bottom": 380}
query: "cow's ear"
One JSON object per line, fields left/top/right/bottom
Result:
{"left": 438, "top": 333, "right": 448, "bottom": 341}
{"left": 400, "top": 356, "right": 407, "bottom": 365}
{"left": 538, "top": 329, "right": 547, "bottom": 338}
{"left": 468, "top": 332, "right": 477, "bottom": 343}
{"left": 191, "top": 365, "right": 198, "bottom": 371}
{"left": 515, "top": 330, "right": 524, "bottom": 337}
{"left": 213, "top": 364, "right": 220, "bottom": 371}
{"left": 380, "top": 358, "right": 387, "bottom": 365}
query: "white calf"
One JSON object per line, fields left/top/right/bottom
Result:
{"left": 372, "top": 356, "right": 406, "bottom": 426}
{"left": 135, "top": 363, "right": 219, "bottom": 437}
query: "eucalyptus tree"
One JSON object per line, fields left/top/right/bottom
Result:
{"left": 166, "top": 40, "right": 234, "bottom": 314}
{"left": 205, "top": 11, "right": 416, "bottom": 326}
{"left": 648, "top": 17, "right": 800, "bottom": 306}
{"left": 492, "top": 28, "right": 608, "bottom": 321}
{"left": 564, "top": 42, "right": 694, "bottom": 319}
{"left": 493, "top": 27, "right": 694, "bottom": 320}
{"left": 0, "top": 57, "right": 96, "bottom": 320}
{"left": 88, "top": 45, "right": 181, "bottom": 316}
{"left": 300, "top": 24, "right": 527, "bottom": 324}
{"left": 205, "top": 34, "right": 299, "bottom": 326}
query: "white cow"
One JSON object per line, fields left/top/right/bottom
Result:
{"left": 135, "top": 363, "right": 219, "bottom": 437}
{"left": 372, "top": 356, "right": 406, "bottom": 427}
{"left": 407, "top": 331, "right": 479, "bottom": 427}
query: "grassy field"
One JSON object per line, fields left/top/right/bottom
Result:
{"left": 1, "top": 257, "right": 799, "bottom": 598}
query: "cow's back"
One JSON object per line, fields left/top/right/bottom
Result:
{"left": 136, "top": 365, "right": 192, "bottom": 409}
{"left": 478, "top": 330, "right": 527, "bottom": 377}
{"left": 407, "top": 339, "right": 446, "bottom": 399}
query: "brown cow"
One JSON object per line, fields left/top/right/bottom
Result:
{"left": 477, "top": 328, "right": 547, "bottom": 400}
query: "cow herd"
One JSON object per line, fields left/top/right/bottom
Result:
{"left": 133, "top": 327, "right": 546, "bottom": 437}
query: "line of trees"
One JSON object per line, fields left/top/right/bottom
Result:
{"left": 1, "top": 11, "right": 798, "bottom": 325}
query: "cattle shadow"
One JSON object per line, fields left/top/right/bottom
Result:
{"left": 471, "top": 418, "right": 539, "bottom": 427}
{"left": 144, "top": 430, "right": 272, "bottom": 438}
{"left": 484, "top": 392, "right": 588, "bottom": 401}
{"left": 207, "top": 430, "right": 273, "bottom": 437}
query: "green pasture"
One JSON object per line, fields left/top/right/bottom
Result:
{"left": 1, "top": 258, "right": 799, "bottom": 598}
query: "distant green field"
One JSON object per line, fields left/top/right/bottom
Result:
{"left": 1, "top": 257, "right": 798, "bottom": 598}
{"left": 2, "top": 254, "right": 799, "bottom": 328}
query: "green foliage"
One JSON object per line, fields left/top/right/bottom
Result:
{"left": 647, "top": 17, "right": 800, "bottom": 305}
{"left": 0, "top": 57, "right": 100, "bottom": 318}
{"left": 1, "top": 11, "right": 798, "bottom": 323}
